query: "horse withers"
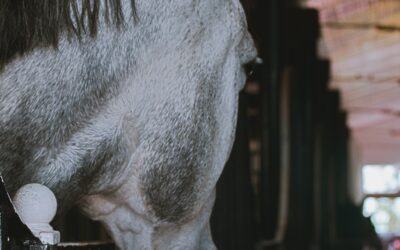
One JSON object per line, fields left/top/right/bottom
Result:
{"left": 0, "top": 0, "right": 256, "bottom": 249}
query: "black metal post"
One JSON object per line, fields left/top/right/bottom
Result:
{"left": 258, "top": 0, "right": 282, "bottom": 243}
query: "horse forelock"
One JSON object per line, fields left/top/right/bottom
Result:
{"left": 0, "top": 0, "right": 136, "bottom": 70}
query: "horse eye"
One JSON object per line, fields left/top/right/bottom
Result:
{"left": 244, "top": 57, "right": 263, "bottom": 78}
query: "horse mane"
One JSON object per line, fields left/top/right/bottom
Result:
{"left": 0, "top": 0, "right": 135, "bottom": 70}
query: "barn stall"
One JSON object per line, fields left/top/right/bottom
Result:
{"left": 214, "top": 0, "right": 399, "bottom": 249}
{"left": 0, "top": 0, "right": 398, "bottom": 249}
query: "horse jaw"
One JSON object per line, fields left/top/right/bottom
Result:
{"left": 78, "top": 0, "right": 256, "bottom": 248}
{"left": 81, "top": 182, "right": 217, "bottom": 250}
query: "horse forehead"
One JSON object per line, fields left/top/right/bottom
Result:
{"left": 142, "top": 0, "right": 246, "bottom": 30}
{"left": 137, "top": 0, "right": 249, "bottom": 66}
{"left": 194, "top": 0, "right": 246, "bottom": 26}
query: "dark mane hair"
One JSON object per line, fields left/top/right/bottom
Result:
{"left": 0, "top": 0, "right": 135, "bottom": 69}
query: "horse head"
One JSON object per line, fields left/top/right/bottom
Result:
{"left": 0, "top": 0, "right": 256, "bottom": 248}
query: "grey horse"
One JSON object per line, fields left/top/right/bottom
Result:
{"left": 0, "top": 0, "right": 256, "bottom": 248}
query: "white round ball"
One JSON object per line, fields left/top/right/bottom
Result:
{"left": 12, "top": 183, "right": 57, "bottom": 225}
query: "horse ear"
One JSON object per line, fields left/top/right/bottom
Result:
{"left": 0, "top": 0, "right": 136, "bottom": 71}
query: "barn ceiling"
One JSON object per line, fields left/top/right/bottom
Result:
{"left": 306, "top": 0, "right": 400, "bottom": 164}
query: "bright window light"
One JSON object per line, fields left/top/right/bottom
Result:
{"left": 362, "top": 165, "right": 399, "bottom": 194}
{"left": 362, "top": 164, "right": 400, "bottom": 235}
{"left": 363, "top": 197, "right": 400, "bottom": 234}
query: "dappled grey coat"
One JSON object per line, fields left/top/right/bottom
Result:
{"left": 0, "top": 0, "right": 256, "bottom": 249}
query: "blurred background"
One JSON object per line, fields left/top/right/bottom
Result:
{"left": 212, "top": 0, "right": 400, "bottom": 249}
{"left": 55, "top": 0, "right": 400, "bottom": 249}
